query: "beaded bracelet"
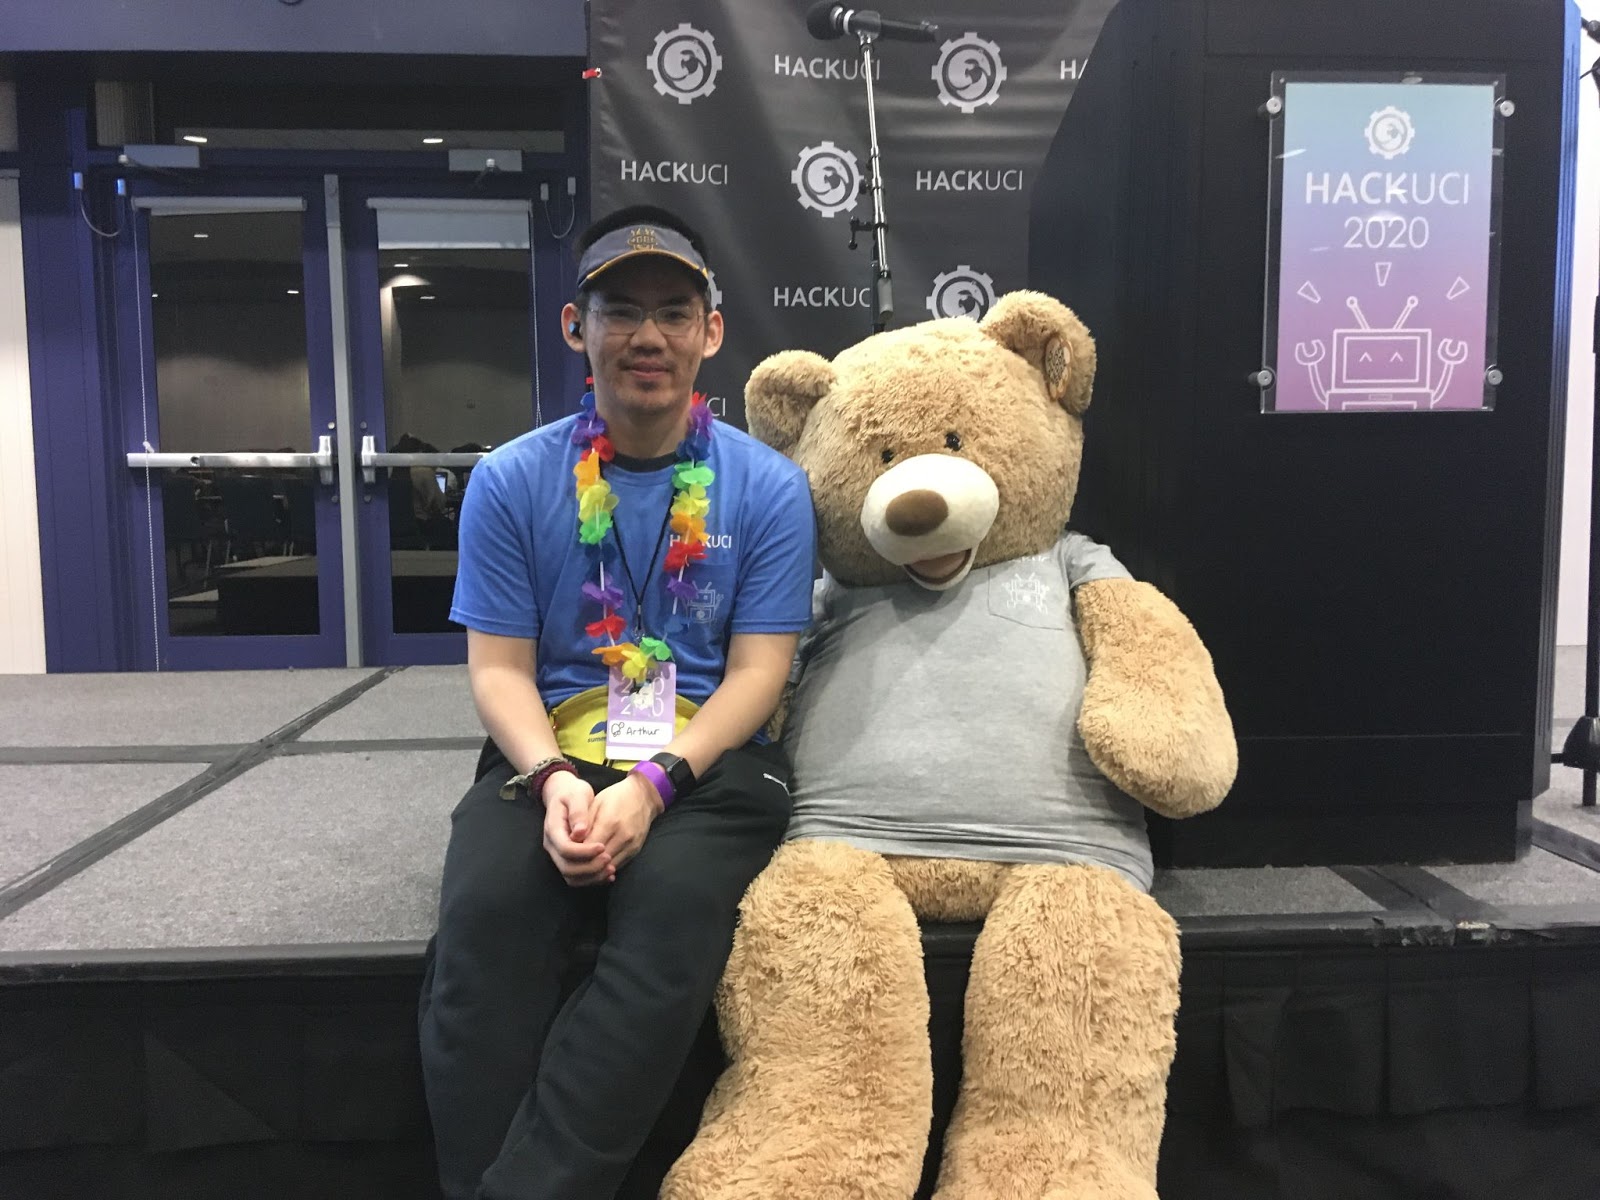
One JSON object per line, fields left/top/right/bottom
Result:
{"left": 498, "top": 755, "right": 577, "bottom": 802}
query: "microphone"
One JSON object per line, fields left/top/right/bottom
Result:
{"left": 806, "top": 3, "right": 938, "bottom": 43}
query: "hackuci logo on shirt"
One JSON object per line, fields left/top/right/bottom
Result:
{"left": 1000, "top": 571, "right": 1052, "bottom": 614}
{"left": 686, "top": 582, "right": 725, "bottom": 625}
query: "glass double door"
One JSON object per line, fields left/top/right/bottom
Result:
{"left": 120, "top": 174, "right": 568, "bottom": 670}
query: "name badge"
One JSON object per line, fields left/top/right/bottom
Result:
{"left": 606, "top": 663, "right": 677, "bottom": 759}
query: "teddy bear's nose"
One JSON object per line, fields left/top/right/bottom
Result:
{"left": 884, "top": 489, "right": 949, "bottom": 537}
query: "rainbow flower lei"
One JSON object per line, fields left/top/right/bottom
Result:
{"left": 572, "top": 389, "right": 715, "bottom": 683}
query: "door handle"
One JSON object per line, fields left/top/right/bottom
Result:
{"left": 316, "top": 435, "right": 335, "bottom": 487}
{"left": 127, "top": 437, "right": 335, "bottom": 485}
{"left": 360, "top": 434, "right": 486, "bottom": 486}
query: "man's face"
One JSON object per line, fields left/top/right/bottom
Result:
{"left": 566, "top": 257, "right": 723, "bottom": 419}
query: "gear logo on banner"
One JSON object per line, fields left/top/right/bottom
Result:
{"left": 933, "top": 33, "right": 1007, "bottom": 114}
{"left": 1364, "top": 106, "right": 1415, "bottom": 160}
{"left": 647, "top": 23, "right": 723, "bottom": 105}
{"left": 791, "top": 142, "right": 862, "bottom": 218}
{"left": 927, "top": 266, "right": 997, "bottom": 320}
{"left": 706, "top": 269, "right": 724, "bottom": 311}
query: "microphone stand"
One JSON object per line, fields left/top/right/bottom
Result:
{"left": 847, "top": 31, "right": 893, "bottom": 333}
{"left": 1558, "top": 21, "right": 1600, "bottom": 805}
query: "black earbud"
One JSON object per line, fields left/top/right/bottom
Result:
{"left": 568, "top": 320, "right": 582, "bottom": 336}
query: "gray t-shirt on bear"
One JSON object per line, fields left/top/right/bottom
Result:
{"left": 782, "top": 531, "right": 1154, "bottom": 891}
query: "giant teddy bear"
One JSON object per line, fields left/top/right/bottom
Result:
{"left": 663, "top": 291, "right": 1238, "bottom": 1200}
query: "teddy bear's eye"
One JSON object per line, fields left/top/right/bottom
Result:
{"left": 945, "top": 431, "right": 963, "bottom": 452}
{"left": 881, "top": 448, "right": 895, "bottom": 464}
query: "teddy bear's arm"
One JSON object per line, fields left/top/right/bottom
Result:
{"left": 763, "top": 682, "right": 793, "bottom": 742}
{"left": 1073, "top": 578, "right": 1238, "bottom": 819}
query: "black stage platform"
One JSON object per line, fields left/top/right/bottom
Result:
{"left": 3, "top": 662, "right": 1599, "bottom": 1199}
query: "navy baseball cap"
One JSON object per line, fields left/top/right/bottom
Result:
{"left": 576, "top": 223, "right": 710, "bottom": 292}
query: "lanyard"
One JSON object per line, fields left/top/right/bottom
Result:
{"left": 608, "top": 485, "right": 675, "bottom": 644}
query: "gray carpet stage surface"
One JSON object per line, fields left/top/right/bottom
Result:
{"left": 1152, "top": 863, "right": 1382, "bottom": 917}
{"left": 0, "top": 649, "right": 1596, "bottom": 954}
{"left": 0, "top": 750, "right": 472, "bottom": 951}
{"left": 298, "top": 666, "right": 484, "bottom": 743}
{"left": 0, "top": 762, "right": 207, "bottom": 884}
{"left": 0, "top": 669, "right": 368, "bottom": 748}
{"left": 1433, "top": 845, "right": 1600, "bottom": 907}
{"left": 1535, "top": 766, "right": 1600, "bottom": 838}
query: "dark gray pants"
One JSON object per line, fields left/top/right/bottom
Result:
{"left": 418, "top": 740, "right": 792, "bottom": 1200}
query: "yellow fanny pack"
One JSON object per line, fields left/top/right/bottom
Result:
{"left": 548, "top": 684, "right": 700, "bottom": 768}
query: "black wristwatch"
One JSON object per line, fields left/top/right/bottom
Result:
{"left": 648, "top": 751, "right": 697, "bottom": 800}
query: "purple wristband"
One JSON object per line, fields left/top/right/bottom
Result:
{"left": 630, "top": 760, "right": 675, "bottom": 809}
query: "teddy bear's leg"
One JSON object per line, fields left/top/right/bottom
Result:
{"left": 662, "top": 839, "right": 933, "bottom": 1200}
{"left": 932, "top": 863, "right": 1180, "bottom": 1200}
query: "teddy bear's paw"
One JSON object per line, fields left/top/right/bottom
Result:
{"left": 1077, "top": 698, "right": 1233, "bottom": 821}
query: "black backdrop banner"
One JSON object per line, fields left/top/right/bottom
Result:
{"left": 589, "top": 0, "right": 1117, "bottom": 427}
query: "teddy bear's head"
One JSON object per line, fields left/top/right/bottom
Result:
{"left": 746, "top": 290, "right": 1097, "bottom": 590}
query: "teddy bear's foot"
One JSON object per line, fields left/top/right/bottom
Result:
{"left": 665, "top": 1109, "right": 904, "bottom": 1200}
{"left": 1041, "top": 1148, "right": 1159, "bottom": 1200}
{"left": 932, "top": 864, "right": 1181, "bottom": 1200}
{"left": 661, "top": 840, "right": 932, "bottom": 1200}
{"left": 931, "top": 1135, "right": 1155, "bottom": 1200}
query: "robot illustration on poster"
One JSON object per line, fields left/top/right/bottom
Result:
{"left": 1293, "top": 293, "right": 1470, "bottom": 410}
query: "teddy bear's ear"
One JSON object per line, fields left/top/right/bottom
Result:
{"left": 978, "top": 290, "right": 1097, "bottom": 416}
{"left": 745, "top": 350, "right": 836, "bottom": 457}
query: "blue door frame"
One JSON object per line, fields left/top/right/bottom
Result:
{"left": 111, "top": 159, "right": 587, "bottom": 670}
{"left": 340, "top": 173, "right": 581, "bottom": 667}
{"left": 18, "top": 57, "right": 590, "bottom": 672}
{"left": 116, "top": 175, "right": 350, "bottom": 670}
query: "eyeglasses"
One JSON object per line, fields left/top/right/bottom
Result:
{"left": 588, "top": 301, "right": 707, "bottom": 338}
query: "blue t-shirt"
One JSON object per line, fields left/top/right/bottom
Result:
{"left": 450, "top": 414, "right": 816, "bottom": 707}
